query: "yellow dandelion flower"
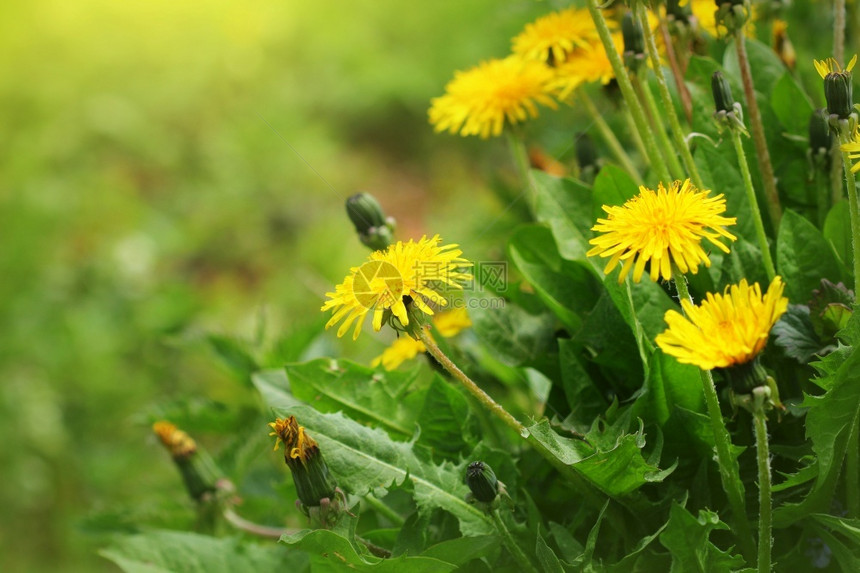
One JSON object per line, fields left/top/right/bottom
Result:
{"left": 268, "top": 416, "right": 318, "bottom": 462}
{"left": 371, "top": 307, "right": 472, "bottom": 370}
{"left": 429, "top": 56, "right": 557, "bottom": 139}
{"left": 550, "top": 42, "right": 618, "bottom": 101}
{"left": 432, "top": 307, "right": 472, "bottom": 338}
{"left": 153, "top": 421, "right": 197, "bottom": 459}
{"left": 372, "top": 336, "right": 427, "bottom": 370}
{"left": 587, "top": 179, "right": 737, "bottom": 283}
{"left": 656, "top": 277, "right": 788, "bottom": 370}
{"left": 814, "top": 54, "right": 858, "bottom": 79}
{"left": 841, "top": 125, "right": 860, "bottom": 173}
{"left": 322, "top": 235, "right": 472, "bottom": 340}
{"left": 512, "top": 7, "right": 602, "bottom": 64}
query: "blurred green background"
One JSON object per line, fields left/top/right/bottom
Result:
{"left": 0, "top": 0, "right": 562, "bottom": 570}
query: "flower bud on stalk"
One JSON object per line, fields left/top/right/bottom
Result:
{"left": 814, "top": 55, "right": 859, "bottom": 135}
{"left": 715, "top": 0, "right": 750, "bottom": 35}
{"left": 152, "top": 421, "right": 220, "bottom": 501}
{"left": 711, "top": 71, "right": 746, "bottom": 134}
{"left": 621, "top": 12, "right": 646, "bottom": 72}
{"left": 465, "top": 461, "right": 508, "bottom": 511}
{"left": 269, "top": 416, "right": 345, "bottom": 526}
{"left": 346, "top": 192, "right": 395, "bottom": 251}
{"left": 809, "top": 108, "right": 833, "bottom": 169}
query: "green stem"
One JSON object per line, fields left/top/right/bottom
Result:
{"left": 623, "top": 99, "right": 650, "bottom": 164}
{"left": 729, "top": 129, "right": 776, "bottom": 281}
{"left": 833, "top": 140, "right": 845, "bottom": 205}
{"left": 848, "top": 415, "right": 860, "bottom": 517}
{"left": 836, "top": 0, "right": 846, "bottom": 66}
{"left": 753, "top": 409, "right": 772, "bottom": 573}
{"left": 506, "top": 129, "right": 538, "bottom": 214}
{"left": 585, "top": 0, "right": 672, "bottom": 183}
{"left": 734, "top": 30, "right": 782, "bottom": 228}
{"left": 492, "top": 510, "right": 539, "bottom": 573}
{"left": 578, "top": 89, "right": 643, "bottom": 183}
{"left": 672, "top": 274, "right": 758, "bottom": 564}
{"left": 838, "top": 141, "right": 860, "bottom": 295}
{"left": 363, "top": 493, "right": 406, "bottom": 526}
{"left": 632, "top": 71, "right": 686, "bottom": 180}
{"left": 657, "top": 12, "right": 693, "bottom": 124}
{"left": 636, "top": 2, "right": 705, "bottom": 190}
{"left": 419, "top": 328, "right": 524, "bottom": 434}
{"left": 223, "top": 507, "right": 291, "bottom": 539}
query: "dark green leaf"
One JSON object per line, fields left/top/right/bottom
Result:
{"left": 770, "top": 73, "right": 815, "bottom": 136}
{"left": 772, "top": 305, "right": 825, "bottom": 363}
{"left": 468, "top": 292, "right": 555, "bottom": 367}
{"left": 591, "top": 165, "right": 640, "bottom": 222}
{"left": 532, "top": 170, "right": 597, "bottom": 266}
{"left": 777, "top": 209, "right": 843, "bottom": 303}
{"left": 419, "top": 535, "right": 499, "bottom": 566}
{"left": 659, "top": 503, "right": 745, "bottom": 572}
{"left": 536, "top": 529, "right": 565, "bottom": 573}
{"left": 416, "top": 375, "right": 475, "bottom": 458}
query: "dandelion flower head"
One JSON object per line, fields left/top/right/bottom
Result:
{"left": 512, "top": 7, "right": 602, "bottom": 64}
{"left": 429, "top": 56, "right": 557, "bottom": 139}
{"left": 587, "top": 179, "right": 737, "bottom": 283}
{"left": 656, "top": 277, "right": 788, "bottom": 370}
{"left": 322, "top": 235, "right": 472, "bottom": 340}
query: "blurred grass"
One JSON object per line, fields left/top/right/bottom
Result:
{"left": 0, "top": 0, "right": 553, "bottom": 570}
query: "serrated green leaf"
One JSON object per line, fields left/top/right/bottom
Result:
{"left": 416, "top": 375, "right": 475, "bottom": 458}
{"left": 253, "top": 370, "right": 494, "bottom": 536}
{"left": 282, "top": 528, "right": 455, "bottom": 572}
{"left": 659, "top": 504, "right": 745, "bottom": 573}
{"left": 285, "top": 358, "right": 420, "bottom": 438}
{"left": 773, "top": 344, "right": 860, "bottom": 526}
{"left": 523, "top": 418, "right": 672, "bottom": 498}
{"left": 508, "top": 225, "right": 601, "bottom": 331}
{"left": 468, "top": 292, "right": 555, "bottom": 367}
{"left": 100, "top": 530, "right": 307, "bottom": 573}
{"left": 777, "top": 210, "right": 843, "bottom": 303}
{"left": 532, "top": 170, "right": 597, "bottom": 266}
{"left": 772, "top": 304, "right": 824, "bottom": 363}
{"left": 590, "top": 164, "right": 639, "bottom": 222}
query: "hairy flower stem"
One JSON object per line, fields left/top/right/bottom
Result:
{"left": 753, "top": 409, "right": 772, "bottom": 573}
{"left": 578, "top": 89, "right": 643, "bottom": 183}
{"left": 832, "top": 141, "right": 845, "bottom": 206}
{"left": 835, "top": 0, "right": 846, "bottom": 66}
{"left": 632, "top": 72, "right": 685, "bottom": 180}
{"left": 838, "top": 141, "right": 860, "bottom": 295}
{"left": 586, "top": 0, "right": 672, "bottom": 183}
{"left": 419, "top": 328, "right": 524, "bottom": 434}
{"left": 672, "top": 274, "right": 758, "bottom": 563}
{"left": 729, "top": 129, "right": 776, "bottom": 281}
{"left": 492, "top": 510, "right": 539, "bottom": 573}
{"left": 623, "top": 101, "right": 650, "bottom": 164}
{"left": 223, "top": 508, "right": 291, "bottom": 539}
{"left": 635, "top": 3, "right": 704, "bottom": 190}
{"left": 658, "top": 13, "right": 693, "bottom": 123}
{"left": 734, "top": 30, "right": 782, "bottom": 228}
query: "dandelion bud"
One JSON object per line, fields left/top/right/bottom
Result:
{"left": 722, "top": 357, "right": 769, "bottom": 395}
{"left": 622, "top": 12, "right": 646, "bottom": 71}
{"left": 809, "top": 108, "right": 833, "bottom": 160}
{"left": 711, "top": 71, "right": 746, "bottom": 133}
{"left": 823, "top": 71, "right": 854, "bottom": 120}
{"left": 711, "top": 71, "right": 735, "bottom": 114}
{"left": 465, "top": 461, "right": 499, "bottom": 503}
{"left": 153, "top": 421, "right": 220, "bottom": 501}
{"left": 269, "top": 417, "right": 338, "bottom": 509}
{"left": 715, "top": 0, "right": 749, "bottom": 34}
{"left": 345, "top": 192, "right": 395, "bottom": 251}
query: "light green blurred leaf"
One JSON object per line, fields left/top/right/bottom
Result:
{"left": 531, "top": 170, "right": 597, "bottom": 267}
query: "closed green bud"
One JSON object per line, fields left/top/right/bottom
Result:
{"left": 269, "top": 417, "right": 338, "bottom": 509}
{"left": 809, "top": 108, "right": 833, "bottom": 159}
{"left": 153, "top": 421, "right": 220, "bottom": 501}
{"left": 666, "top": 0, "right": 692, "bottom": 23}
{"left": 466, "top": 461, "right": 499, "bottom": 503}
{"left": 824, "top": 73, "right": 854, "bottom": 120}
{"left": 711, "top": 71, "right": 735, "bottom": 113}
{"left": 622, "top": 12, "right": 646, "bottom": 71}
{"left": 346, "top": 192, "right": 395, "bottom": 251}
{"left": 715, "top": 0, "right": 749, "bottom": 34}
{"left": 721, "top": 356, "right": 769, "bottom": 395}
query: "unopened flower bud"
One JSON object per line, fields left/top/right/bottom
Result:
{"left": 711, "top": 71, "right": 746, "bottom": 133}
{"left": 721, "top": 356, "right": 769, "bottom": 395}
{"left": 809, "top": 108, "right": 834, "bottom": 160}
{"left": 153, "top": 421, "right": 220, "bottom": 501}
{"left": 465, "top": 461, "right": 499, "bottom": 503}
{"left": 622, "top": 12, "right": 646, "bottom": 71}
{"left": 346, "top": 193, "right": 395, "bottom": 251}
{"left": 269, "top": 417, "right": 338, "bottom": 509}
{"left": 715, "top": 0, "right": 750, "bottom": 34}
